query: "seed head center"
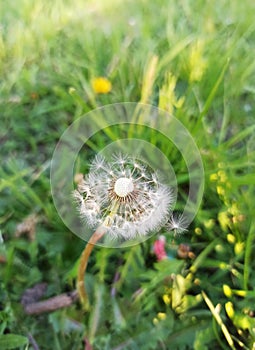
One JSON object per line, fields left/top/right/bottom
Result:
{"left": 114, "top": 177, "right": 134, "bottom": 197}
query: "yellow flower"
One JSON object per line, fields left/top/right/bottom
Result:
{"left": 159, "top": 72, "right": 185, "bottom": 114}
{"left": 91, "top": 77, "right": 112, "bottom": 94}
{"left": 188, "top": 40, "right": 207, "bottom": 82}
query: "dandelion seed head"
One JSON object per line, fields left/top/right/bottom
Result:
{"left": 167, "top": 213, "right": 189, "bottom": 236}
{"left": 73, "top": 154, "right": 173, "bottom": 240}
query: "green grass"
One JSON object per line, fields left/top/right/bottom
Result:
{"left": 1, "top": 0, "right": 255, "bottom": 349}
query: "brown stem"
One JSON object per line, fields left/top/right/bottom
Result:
{"left": 77, "top": 227, "right": 105, "bottom": 310}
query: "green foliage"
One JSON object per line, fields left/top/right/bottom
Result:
{"left": 0, "top": 334, "right": 28, "bottom": 350}
{"left": 1, "top": 0, "right": 255, "bottom": 349}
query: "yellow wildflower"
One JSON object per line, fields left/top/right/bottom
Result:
{"left": 188, "top": 40, "right": 207, "bottom": 82}
{"left": 91, "top": 77, "right": 112, "bottom": 94}
{"left": 159, "top": 72, "right": 185, "bottom": 114}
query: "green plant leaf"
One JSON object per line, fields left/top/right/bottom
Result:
{"left": 0, "top": 334, "right": 28, "bottom": 349}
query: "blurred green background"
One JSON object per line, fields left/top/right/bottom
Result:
{"left": 1, "top": 0, "right": 255, "bottom": 349}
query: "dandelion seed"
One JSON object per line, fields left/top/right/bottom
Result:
{"left": 167, "top": 213, "right": 188, "bottom": 236}
{"left": 73, "top": 154, "right": 173, "bottom": 240}
{"left": 91, "top": 77, "right": 112, "bottom": 94}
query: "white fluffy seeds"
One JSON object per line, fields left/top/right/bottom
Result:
{"left": 73, "top": 154, "right": 173, "bottom": 240}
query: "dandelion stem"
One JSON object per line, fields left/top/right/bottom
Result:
{"left": 77, "top": 227, "right": 105, "bottom": 310}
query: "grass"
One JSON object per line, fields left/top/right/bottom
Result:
{"left": 1, "top": 0, "right": 255, "bottom": 349}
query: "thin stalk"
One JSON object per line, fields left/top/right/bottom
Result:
{"left": 77, "top": 202, "right": 119, "bottom": 310}
{"left": 202, "top": 291, "right": 236, "bottom": 350}
{"left": 77, "top": 227, "right": 105, "bottom": 310}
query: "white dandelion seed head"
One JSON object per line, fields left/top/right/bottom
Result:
{"left": 73, "top": 154, "right": 173, "bottom": 240}
{"left": 167, "top": 213, "right": 189, "bottom": 236}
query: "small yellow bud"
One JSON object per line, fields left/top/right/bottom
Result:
{"left": 219, "top": 262, "right": 228, "bottom": 269}
{"left": 218, "top": 162, "right": 225, "bottom": 168}
{"left": 153, "top": 317, "right": 159, "bottom": 325}
{"left": 186, "top": 272, "right": 193, "bottom": 280}
{"left": 225, "top": 301, "right": 234, "bottom": 319}
{"left": 162, "top": 294, "right": 171, "bottom": 305}
{"left": 68, "top": 87, "right": 76, "bottom": 95}
{"left": 218, "top": 211, "right": 230, "bottom": 231}
{"left": 157, "top": 312, "right": 167, "bottom": 321}
{"left": 234, "top": 242, "right": 244, "bottom": 255}
{"left": 227, "top": 234, "right": 236, "bottom": 244}
{"left": 195, "top": 294, "right": 202, "bottom": 302}
{"left": 217, "top": 186, "right": 225, "bottom": 196}
{"left": 215, "top": 244, "right": 224, "bottom": 253}
{"left": 204, "top": 219, "right": 215, "bottom": 229}
{"left": 223, "top": 284, "right": 232, "bottom": 298}
{"left": 190, "top": 266, "right": 197, "bottom": 273}
{"left": 194, "top": 278, "right": 201, "bottom": 286}
{"left": 195, "top": 227, "right": 202, "bottom": 235}
{"left": 235, "top": 290, "right": 247, "bottom": 297}
{"left": 210, "top": 173, "right": 218, "bottom": 181}
{"left": 218, "top": 170, "right": 227, "bottom": 183}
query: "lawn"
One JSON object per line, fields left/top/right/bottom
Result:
{"left": 1, "top": 0, "right": 255, "bottom": 349}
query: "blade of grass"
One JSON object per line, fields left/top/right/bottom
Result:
{"left": 193, "top": 58, "right": 230, "bottom": 132}
{"left": 202, "top": 291, "right": 236, "bottom": 350}
{"left": 190, "top": 238, "right": 220, "bottom": 273}
{"left": 223, "top": 124, "right": 255, "bottom": 148}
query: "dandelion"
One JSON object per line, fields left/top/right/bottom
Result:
{"left": 73, "top": 154, "right": 173, "bottom": 308}
{"left": 167, "top": 213, "right": 188, "bottom": 236}
{"left": 73, "top": 154, "right": 172, "bottom": 240}
{"left": 91, "top": 77, "right": 112, "bottom": 94}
